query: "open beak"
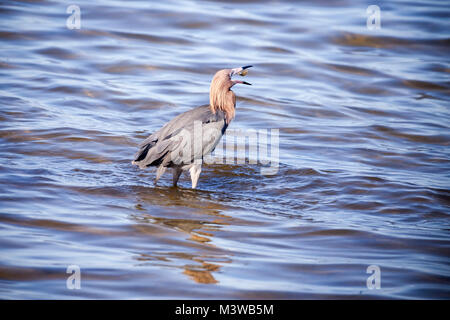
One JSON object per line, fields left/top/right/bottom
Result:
{"left": 231, "top": 65, "right": 253, "bottom": 85}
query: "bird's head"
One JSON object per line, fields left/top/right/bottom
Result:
{"left": 209, "top": 66, "right": 252, "bottom": 121}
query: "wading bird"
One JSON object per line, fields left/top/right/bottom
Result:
{"left": 132, "top": 66, "right": 252, "bottom": 188}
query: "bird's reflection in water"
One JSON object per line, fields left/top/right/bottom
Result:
{"left": 135, "top": 250, "right": 229, "bottom": 284}
{"left": 130, "top": 185, "right": 233, "bottom": 284}
{"left": 183, "top": 260, "right": 221, "bottom": 284}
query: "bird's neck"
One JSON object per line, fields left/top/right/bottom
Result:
{"left": 210, "top": 90, "right": 236, "bottom": 124}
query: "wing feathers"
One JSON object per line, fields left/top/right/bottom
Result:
{"left": 133, "top": 105, "right": 227, "bottom": 169}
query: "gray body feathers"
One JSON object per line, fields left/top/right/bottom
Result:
{"left": 132, "top": 105, "right": 228, "bottom": 170}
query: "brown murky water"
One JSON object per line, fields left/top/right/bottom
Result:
{"left": 0, "top": 0, "right": 449, "bottom": 299}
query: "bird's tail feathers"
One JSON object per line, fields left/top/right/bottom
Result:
{"left": 132, "top": 139, "right": 180, "bottom": 169}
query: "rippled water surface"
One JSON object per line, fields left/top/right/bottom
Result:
{"left": 1, "top": 0, "right": 449, "bottom": 299}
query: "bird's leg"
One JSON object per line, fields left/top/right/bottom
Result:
{"left": 154, "top": 165, "right": 166, "bottom": 185}
{"left": 172, "top": 167, "right": 182, "bottom": 187}
{"left": 189, "top": 164, "right": 202, "bottom": 189}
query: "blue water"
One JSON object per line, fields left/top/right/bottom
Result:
{"left": 0, "top": 0, "right": 449, "bottom": 299}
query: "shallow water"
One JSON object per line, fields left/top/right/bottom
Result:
{"left": 0, "top": 0, "right": 449, "bottom": 299}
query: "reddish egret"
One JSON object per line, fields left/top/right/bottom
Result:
{"left": 132, "top": 66, "right": 252, "bottom": 188}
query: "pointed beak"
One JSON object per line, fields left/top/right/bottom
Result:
{"left": 231, "top": 65, "right": 253, "bottom": 85}
{"left": 234, "top": 80, "right": 252, "bottom": 85}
